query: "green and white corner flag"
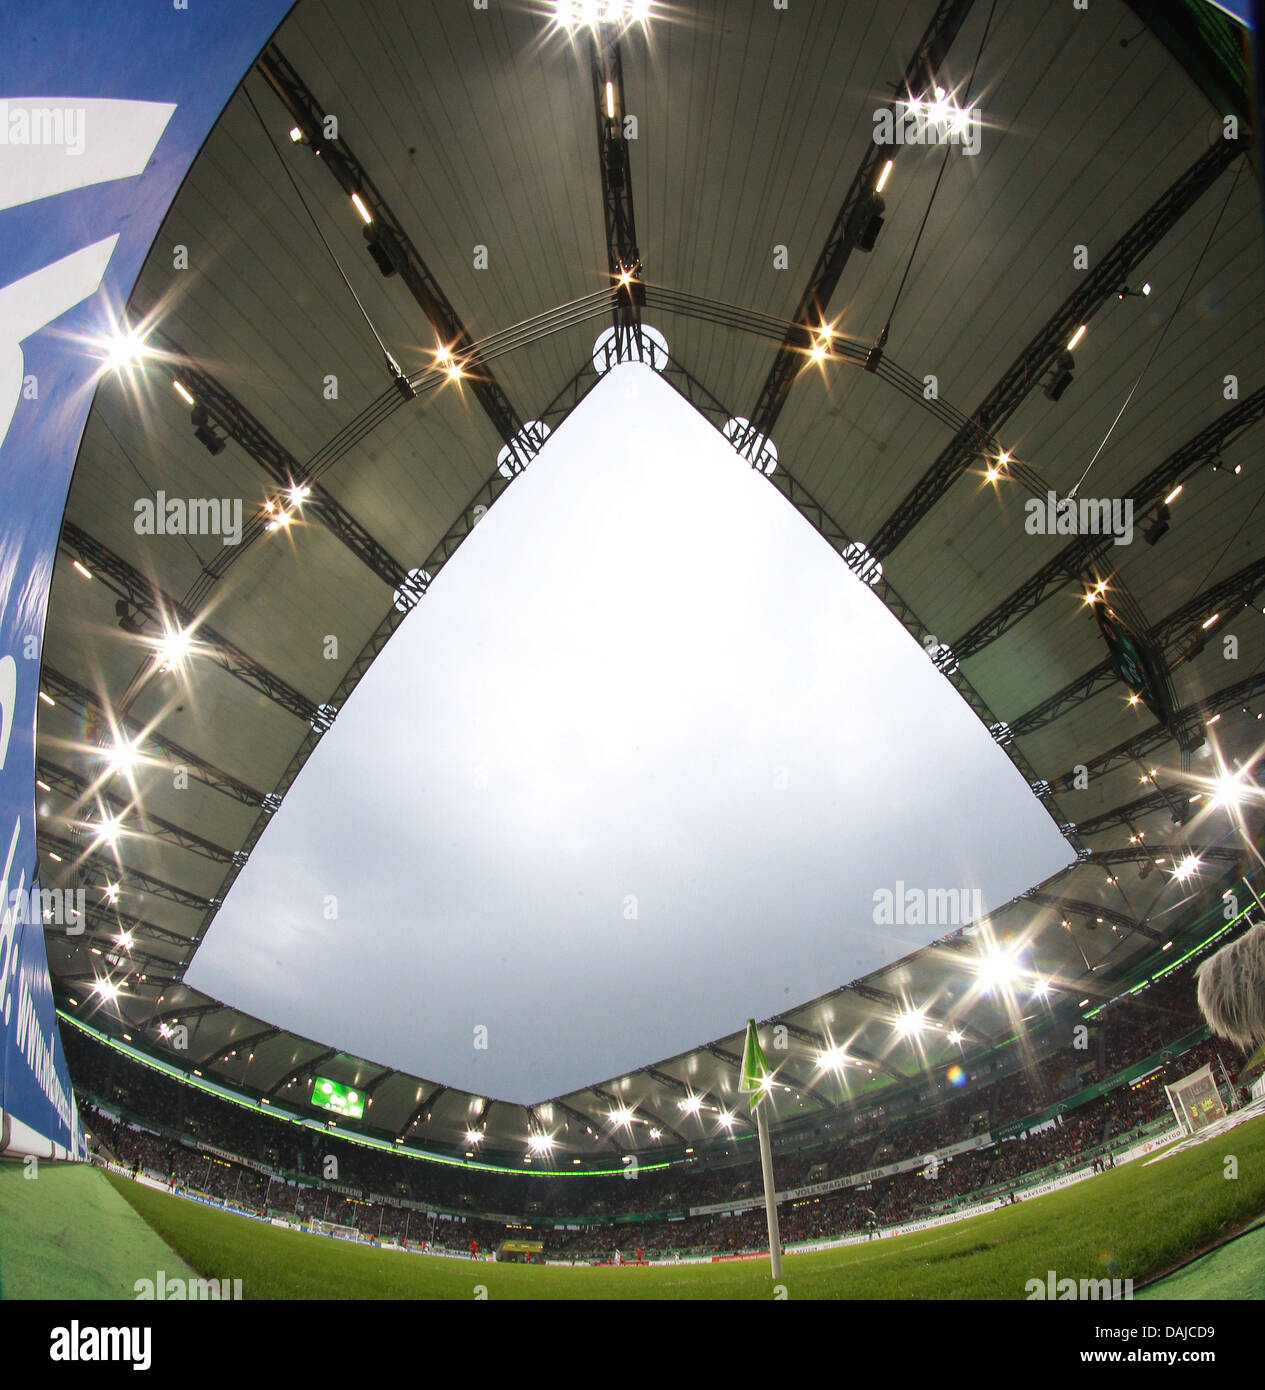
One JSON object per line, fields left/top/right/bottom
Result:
{"left": 738, "top": 1018, "right": 771, "bottom": 1111}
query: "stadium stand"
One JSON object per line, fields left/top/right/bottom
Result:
{"left": 64, "top": 944, "right": 1247, "bottom": 1260}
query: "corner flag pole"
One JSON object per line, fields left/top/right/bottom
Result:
{"left": 756, "top": 1094, "right": 783, "bottom": 1279}
{"left": 740, "top": 1018, "right": 782, "bottom": 1280}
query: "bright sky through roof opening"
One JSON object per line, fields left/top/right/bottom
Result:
{"left": 187, "top": 360, "right": 1072, "bottom": 1103}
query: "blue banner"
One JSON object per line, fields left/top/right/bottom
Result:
{"left": 0, "top": 1, "right": 292, "bottom": 1155}
{"left": 0, "top": 877, "right": 84, "bottom": 1157}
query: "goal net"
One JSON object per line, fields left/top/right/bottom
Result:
{"left": 1164, "top": 1063, "right": 1227, "bottom": 1135}
{"left": 310, "top": 1218, "right": 359, "bottom": 1240}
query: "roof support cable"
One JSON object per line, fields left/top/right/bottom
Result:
{"left": 866, "top": 0, "right": 998, "bottom": 374}
{"left": 1068, "top": 162, "right": 1242, "bottom": 499}
{"left": 244, "top": 87, "right": 408, "bottom": 395}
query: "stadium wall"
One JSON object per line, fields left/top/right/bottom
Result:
{"left": 0, "top": 0, "right": 292, "bottom": 1158}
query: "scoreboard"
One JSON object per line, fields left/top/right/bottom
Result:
{"left": 311, "top": 1077, "right": 365, "bottom": 1120}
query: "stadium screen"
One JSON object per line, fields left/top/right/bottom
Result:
{"left": 311, "top": 1077, "right": 364, "bottom": 1120}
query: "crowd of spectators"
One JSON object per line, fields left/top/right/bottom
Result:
{"left": 1097, "top": 971, "right": 1206, "bottom": 1076}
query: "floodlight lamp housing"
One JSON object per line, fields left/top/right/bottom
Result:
{"left": 849, "top": 194, "right": 885, "bottom": 252}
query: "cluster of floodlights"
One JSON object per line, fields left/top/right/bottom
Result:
{"left": 264, "top": 483, "right": 310, "bottom": 531}
{"left": 95, "top": 324, "right": 327, "bottom": 530}
{"left": 42, "top": 574, "right": 209, "bottom": 969}
{"left": 676, "top": 1092, "right": 741, "bottom": 1127}
{"left": 73, "top": 304, "right": 473, "bottom": 1016}
{"left": 1144, "top": 480, "right": 1186, "bottom": 548}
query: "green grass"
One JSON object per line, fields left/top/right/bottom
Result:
{"left": 0, "top": 1160, "right": 194, "bottom": 1299}
{"left": 1137, "top": 1218, "right": 1265, "bottom": 1300}
{"left": 89, "top": 1113, "right": 1265, "bottom": 1300}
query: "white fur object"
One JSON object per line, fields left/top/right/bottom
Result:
{"left": 1196, "top": 919, "right": 1265, "bottom": 1050}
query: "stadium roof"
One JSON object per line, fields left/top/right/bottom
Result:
{"left": 38, "top": 0, "right": 1265, "bottom": 1166}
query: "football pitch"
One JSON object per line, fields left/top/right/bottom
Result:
{"left": 3, "top": 1115, "right": 1262, "bottom": 1300}
{"left": 78, "top": 1114, "right": 1265, "bottom": 1299}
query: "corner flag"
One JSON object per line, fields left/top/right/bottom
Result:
{"left": 739, "top": 1018, "right": 771, "bottom": 1111}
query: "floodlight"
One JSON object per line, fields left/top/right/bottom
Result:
{"left": 115, "top": 599, "right": 145, "bottom": 635}
{"left": 99, "top": 325, "right": 150, "bottom": 373}
{"left": 190, "top": 404, "right": 226, "bottom": 455}
{"left": 1211, "top": 771, "right": 1246, "bottom": 809}
{"left": 1043, "top": 351, "right": 1074, "bottom": 402}
{"left": 104, "top": 737, "right": 140, "bottom": 776}
{"left": 1144, "top": 504, "right": 1170, "bottom": 546}
{"left": 894, "top": 1007, "right": 927, "bottom": 1038}
{"left": 848, "top": 193, "right": 885, "bottom": 252}
{"left": 364, "top": 224, "right": 398, "bottom": 277}
{"left": 93, "top": 813, "right": 124, "bottom": 847}
{"left": 974, "top": 945, "right": 1019, "bottom": 993}
{"left": 1172, "top": 855, "right": 1200, "bottom": 882}
{"left": 156, "top": 626, "right": 192, "bottom": 672}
